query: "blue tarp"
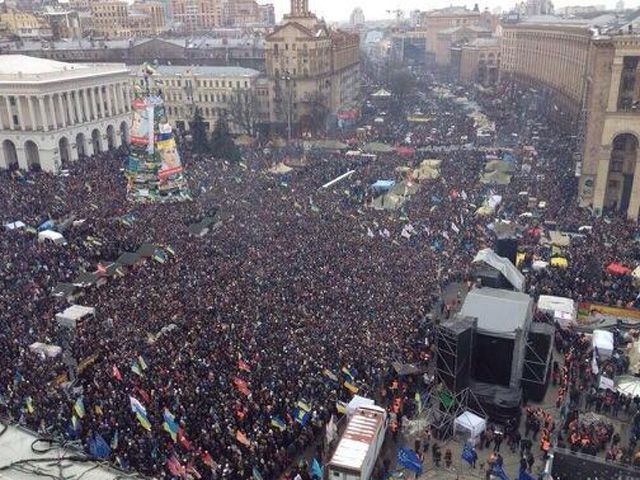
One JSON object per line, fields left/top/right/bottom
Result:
{"left": 371, "top": 180, "right": 395, "bottom": 190}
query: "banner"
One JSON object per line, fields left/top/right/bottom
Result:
{"left": 157, "top": 137, "right": 183, "bottom": 178}
{"left": 130, "top": 99, "right": 153, "bottom": 147}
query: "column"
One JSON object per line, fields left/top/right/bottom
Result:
{"left": 38, "top": 96, "right": 48, "bottom": 131}
{"left": 124, "top": 84, "right": 132, "bottom": 111}
{"left": 5, "top": 96, "right": 14, "bottom": 130}
{"left": 105, "top": 84, "right": 113, "bottom": 117}
{"left": 27, "top": 96, "right": 36, "bottom": 131}
{"left": 16, "top": 95, "right": 25, "bottom": 131}
{"left": 0, "top": 97, "right": 5, "bottom": 129}
{"left": 66, "top": 92, "right": 75, "bottom": 125}
{"left": 113, "top": 84, "right": 122, "bottom": 114}
{"left": 627, "top": 161, "right": 640, "bottom": 221}
{"left": 74, "top": 90, "right": 82, "bottom": 123}
{"left": 89, "top": 87, "right": 97, "bottom": 120}
{"left": 97, "top": 87, "right": 105, "bottom": 118}
{"left": 57, "top": 94, "right": 67, "bottom": 128}
{"left": 592, "top": 146, "right": 612, "bottom": 215}
{"left": 82, "top": 89, "right": 91, "bottom": 121}
{"left": 608, "top": 56, "right": 624, "bottom": 112}
{"left": 48, "top": 95, "right": 58, "bottom": 130}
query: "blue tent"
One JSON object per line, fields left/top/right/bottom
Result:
{"left": 371, "top": 180, "right": 395, "bottom": 190}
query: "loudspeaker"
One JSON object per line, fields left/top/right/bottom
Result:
{"left": 496, "top": 238, "right": 518, "bottom": 266}
{"left": 522, "top": 324, "right": 553, "bottom": 402}
{"left": 436, "top": 316, "right": 476, "bottom": 393}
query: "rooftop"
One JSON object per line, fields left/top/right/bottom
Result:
{"left": 460, "top": 287, "right": 533, "bottom": 338}
{"left": 0, "top": 55, "right": 128, "bottom": 83}
{"left": 138, "top": 65, "right": 261, "bottom": 78}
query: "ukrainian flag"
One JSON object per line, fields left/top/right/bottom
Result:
{"left": 343, "top": 381, "right": 359, "bottom": 394}
{"left": 163, "top": 409, "right": 178, "bottom": 441}
{"left": 270, "top": 416, "right": 286, "bottom": 431}
{"left": 296, "top": 400, "right": 311, "bottom": 412}
{"left": 136, "top": 411, "right": 152, "bottom": 431}
{"left": 322, "top": 369, "right": 338, "bottom": 382}
{"left": 137, "top": 355, "right": 148, "bottom": 371}
{"left": 293, "top": 407, "right": 310, "bottom": 426}
{"left": 336, "top": 401, "right": 347, "bottom": 414}
{"left": 74, "top": 397, "right": 85, "bottom": 418}
{"left": 131, "top": 359, "right": 143, "bottom": 376}
{"left": 341, "top": 366, "right": 355, "bottom": 382}
{"left": 24, "top": 396, "right": 34, "bottom": 414}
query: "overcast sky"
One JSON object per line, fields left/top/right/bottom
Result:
{"left": 266, "top": 0, "right": 635, "bottom": 21}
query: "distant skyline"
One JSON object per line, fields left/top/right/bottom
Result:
{"left": 267, "top": 0, "right": 637, "bottom": 21}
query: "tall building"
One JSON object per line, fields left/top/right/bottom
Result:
{"left": 90, "top": 1, "right": 130, "bottom": 37}
{"left": 265, "top": 0, "right": 360, "bottom": 130}
{"left": 0, "top": 55, "right": 131, "bottom": 172}
{"left": 169, "top": 0, "right": 225, "bottom": 33}
{"left": 501, "top": 17, "right": 640, "bottom": 219}
{"left": 0, "top": 9, "right": 50, "bottom": 39}
{"left": 350, "top": 7, "right": 365, "bottom": 27}
{"left": 418, "top": 7, "right": 498, "bottom": 65}
{"left": 223, "top": 0, "right": 276, "bottom": 27}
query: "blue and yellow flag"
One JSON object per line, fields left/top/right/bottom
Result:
{"left": 336, "top": 401, "right": 347, "bottom": 414}
{"left": 74, "top": 397, "right": 85, "bottom": 418}
{"left": 163, "top": 409, "right": 179, "bottom": 441}
{"left": 24, "top": 396, "right": 34, "bottom": 414}
{"left": 322, "top": 369, "right": 338, "bottom": 382}
{"left": 137, "top": 355, "right": 148, "bottom": 371}
{"left": 111, "top": 430, "right": 119, "bottom": 450}
{"left": 136, "top": 411, "right": 151, "bottom": 431}
{"left": 341, "top": 366, "right": 355, "bottom": 382}
{"left": 131, "top": 359, "right": 143, "bottom": 376}
{"left": 270, "top": 416, "right": 286, "bottom": 431}
{"left": 293, "top": 407, "right": 310, "bottom": 426}
{"left": 296, "top": 400, "right": 311, "bottom": 412}
{"left": 343, "top": 381, "right": 359, "bottom": 394}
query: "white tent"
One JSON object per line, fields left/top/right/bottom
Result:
{"left": 4, "top": 221, "right": 25, "bottom": 231}
{"left": 346, "top": 395, "right": 375, "bottom": 417}
{"left": 28, "top": 342, "right": 62, "bottom": 358}
{"left": 592, "top": 330, "right": 614, "bottom": 360}
{"left": 537, "top": 295, "right": 577, "bottom": 328}
{"left": 55, "top": 305, "right": 95, "bottom": 328}
{"left": 472, "top": 248, "right": 525, "bottom": 292}
{"left": 38, "top": 230, "right": 65, "bottom": 245}
{"left": 454, "top": 411, "right": 486, "bottom": 439}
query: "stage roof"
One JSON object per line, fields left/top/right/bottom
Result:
{"left": 460, "top": 287, "right": 533, "bottom": 338}
{"left": 0, "top": 423, "right": 133, "bottom": 480}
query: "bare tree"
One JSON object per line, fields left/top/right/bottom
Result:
{"left": 228, "top": 91, "right": 260, "bottom": 137}
{"left": 300, "top": 91, "right": 329, "bottom": 136}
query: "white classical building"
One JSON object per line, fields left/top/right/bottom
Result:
{"left": 0, "top": 55, "right": 132, "bottom": 172}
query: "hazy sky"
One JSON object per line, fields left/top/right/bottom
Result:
{"left": 267, "top": 0, "right": 635, "bottom": 21}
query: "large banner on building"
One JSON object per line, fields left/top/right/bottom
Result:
{"left": 156, "top": 136, "right": 183, "bottom": 179}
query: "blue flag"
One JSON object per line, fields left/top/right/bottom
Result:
{"left": 88, "top": 432, "right": 111, "bottom": 459}
{"left": 397, "top": 447, "right": 423, "bottom": 475}
{"left": 310, "top": 458, "right": 323, "bottom": 479}
{"left": 461, "top": 442, "right": 476, "bottom": 465}
{"left": 293, "top": 407, "right": 310, "bottom": 426}
{"left": 493, "top": 463, "right": 511, "bottom": 480}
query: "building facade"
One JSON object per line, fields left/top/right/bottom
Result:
{"left": 419, "top": 7, "right": 497, "bottom": 64}
{"left": 169, "top": 0, "right": 225, "bottom": 33}
{"left": 133, "top": 64, "right": 267, "bottom": 133}
{"left": 90, "top": 0, "right": 166, "bottom": 38}
{"left": 223, "top": 0, "right": 276, "bottom": 27}
{"left": 457, "top": 37, "right": 501, "bottom": 85}
{"left": 0, "top": 55, "right": 131, "bottom": 172}
{"left": 0, "top": 36, "right": 266, "bottom": 70}
{"left": 502, "top": 18, "right": 640, "bottom": 220}
{"left": 0, "top": 9, "right": 50, "bottom": 39}
{"left": 265, "top": 0, "right": 359, "bottom": 129}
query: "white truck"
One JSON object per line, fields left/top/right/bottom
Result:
{"left": 326, "top": 405, "right": 387, "bottom": 480}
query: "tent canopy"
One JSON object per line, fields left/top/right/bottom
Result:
{"left": 363, "top": 142, "right": 394, "bottom": 153}
{"left": 537, "top": 295, "right": 576, "bottom": 327}
{"left": 480, "top": 170, "right": 512, "bottom": 185}
{"left": 607, "top": 262, "right": 631, "bottom": 275}
{"left": 454, "top": 411, "right": 486, "bottom": 439}
{"left": 371, "top": 180, "right": 395, "bottom": 190}
{"left": 593, "top": 330, "right": 614, "bottom": 360}
{"left": 4, "top": 221, "right": 26, "bottom": 231}
{"left": 371, "top": 88, "right": 391, "bottom": 98}
{"left": 55, "top": 305, "right": 95, "bottom": 328}
{"left": 472, "top": 248, "right": 525, "bottom": 292}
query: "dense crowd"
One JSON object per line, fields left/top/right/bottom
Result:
{"left": 1, "top": 72, "right": 640, "bottom": 480}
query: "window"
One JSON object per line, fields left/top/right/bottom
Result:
{"left": 215, "top": 80, "right": 219, "bottom": 87}
{"left": 13, "top": 115, "right": 18, "bottom": 126}
{"left": 9, "top": 96, "right": 15, "bottom": 106}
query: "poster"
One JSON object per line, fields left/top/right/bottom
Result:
{"left": 157, "top": 138, "right": 183, "bottom": 178}
{"left": 130, "top": 98, "right": 154, "bottom": 149}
